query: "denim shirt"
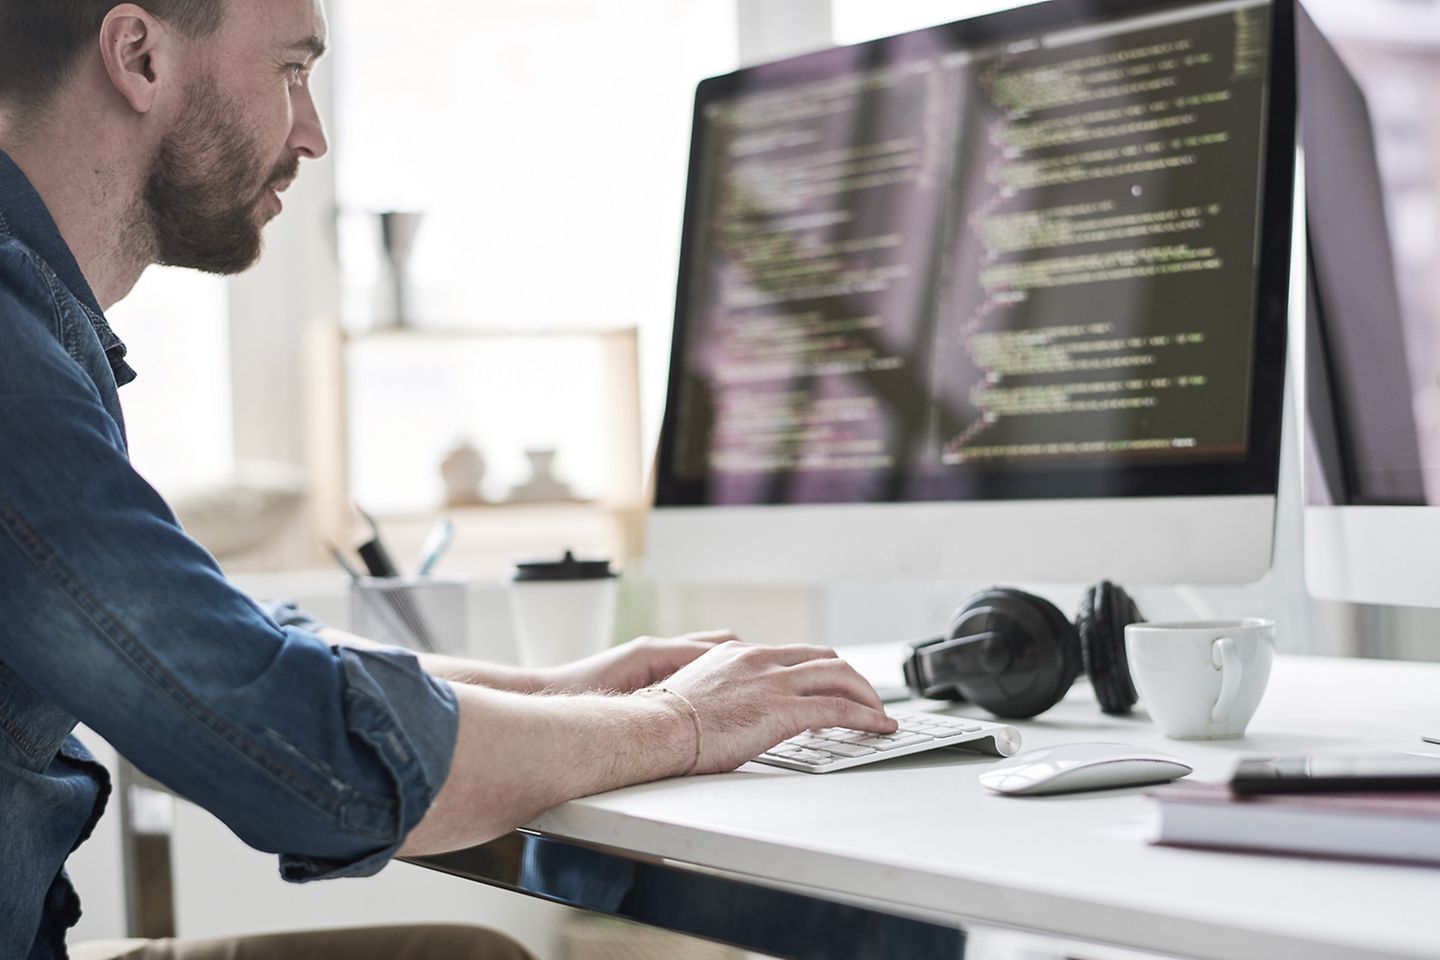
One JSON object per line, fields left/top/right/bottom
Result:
{"left": 0, "top": 150, "right": 459, "bottom": 960}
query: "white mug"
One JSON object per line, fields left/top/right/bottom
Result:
{"left": 1124, "top": 619, "right": 1275, "bottom": 739}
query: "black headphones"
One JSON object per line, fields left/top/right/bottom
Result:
{"left": 902, "top": 582, "right": 1143, "bottom": 719}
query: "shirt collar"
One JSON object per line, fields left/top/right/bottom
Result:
{"left": 0, "top": 148, "right": 136, "bottom": 386}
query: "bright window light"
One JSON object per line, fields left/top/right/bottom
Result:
{"left": 832, "top": 0, "right": 1047, "bottom": 45}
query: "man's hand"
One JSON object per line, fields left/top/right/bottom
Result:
{"left": 533, "top": 630, "right": 735, "bottom": 694}
{"left": 655, "top": 640, "right": 897, "bottom": 774}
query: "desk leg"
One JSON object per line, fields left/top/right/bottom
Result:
{"left": 116, "top": 759, "right": 176, "bottom": 939}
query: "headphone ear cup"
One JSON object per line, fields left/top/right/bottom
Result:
{"left": 943, "top": 588, "right": 1081, "bottom": 719}
{"left": 1028, "top": 591, "right": 1083, "bottom": 697}
{"left": 1078, "top": 581, "right": 1142, "bottom": 715}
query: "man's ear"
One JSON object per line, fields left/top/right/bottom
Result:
{"left": 98, "top": 5, "right": 170, "bottom": 115}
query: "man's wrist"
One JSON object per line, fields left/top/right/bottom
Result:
{"left": 648, "top": 688, "right": 701, "bottom": 775}
{"left": 630, "top": 689, "right": 698, "bottom": 779}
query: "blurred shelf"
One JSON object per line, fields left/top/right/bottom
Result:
{"left": 306, "top": 322, "right": 648, "bottom": 570}
{"left": 363, "top": 501, "right": 645, "bottom": 580}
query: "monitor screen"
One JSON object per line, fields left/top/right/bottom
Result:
{"left": 1299, "top": 4, "right": 1433, "bottom": 509}
{"left": 657, "top": 0, "right": 1292, "bottom": 509}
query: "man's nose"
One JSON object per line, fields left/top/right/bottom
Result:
{"left": 290, "top": 85, "right": 329, "bottom": 161}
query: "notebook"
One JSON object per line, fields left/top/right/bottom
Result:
{"left": 1150, "top": 781, "right": 1440, "bottom": 867}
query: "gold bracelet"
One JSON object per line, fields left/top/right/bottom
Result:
{"left": 648, "top": 686, "right": 702, "bottom": 776}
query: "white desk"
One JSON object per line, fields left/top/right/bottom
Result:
{"left": 418, "top": 652, "right": 1440, "bottom": 960}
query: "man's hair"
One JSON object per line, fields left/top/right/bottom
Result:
{"left": 0, "top": 1, "right": 225, "bottom": 118}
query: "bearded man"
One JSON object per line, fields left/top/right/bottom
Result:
{"left": 0, "top": 1, "right": 898, "bottom": 958}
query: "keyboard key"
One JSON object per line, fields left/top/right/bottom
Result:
{"left": 868, "top": 735, "right": 934, "bottom": 751}
{"left": 763, "top": 751, "right": 831, "bottom": 765}
{"left": 826, "top": 731, "right": 869, "bottom": 743}
{"left": 814, "top": 742, "right": 877, "bottom": 758}
{"left": 788, "top": 748, "right": 834, "bottom": 763}
{"left": 903, "top": 725, "right": 948, "bottom": 736}
{"left": 875, "top": 725, "right": 933, "bottom": 742}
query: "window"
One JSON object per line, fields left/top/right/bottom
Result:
{"left": 832, "top": 0, "right": 1043, "bottom": 45}
{"left": 107, "top": 267, "right": 233, "bottom": 495}
{"left": 333, "top": 1, "right": 738, "bottom": 511}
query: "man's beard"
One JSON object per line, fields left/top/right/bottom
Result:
{"left": 143, "top": 77, "right": 298, "bottom": 276}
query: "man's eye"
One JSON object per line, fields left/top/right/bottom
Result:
{"left": 286, "top": 64, "right": 307, "bottom": 86}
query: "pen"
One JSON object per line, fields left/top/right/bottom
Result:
{"left": 355, "top": 505, "right": 400, "bottom": 578}
{"left": 351, "top": 506, "right": 438, "bottom": 648}
{"left": 416, "top": 517, "right": 455, "bottom": 577}
{"left": 327, "top": 542, "right": 365, "bottom": 581}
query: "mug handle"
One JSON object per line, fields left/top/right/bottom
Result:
{"left": 1210, "top": 637, "right": 1242, "bottom": 723}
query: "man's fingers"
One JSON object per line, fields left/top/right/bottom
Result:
{"left": 766, "top": 644, "right": 843, "bottom": 667}
{"left": 661, "top": 636, "right": 732, "bottom": 660}
{"left": 801, "top": 696, "right": 898, "bottom": 735}
{"left": 679, "top": 630, "right": 737, "bottom": 645}
{"left": 779, "top": 657, "right": 887, "bottom": 710}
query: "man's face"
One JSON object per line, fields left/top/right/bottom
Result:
{"left": 144, "top": 0, "right": 328, "bottom": 275}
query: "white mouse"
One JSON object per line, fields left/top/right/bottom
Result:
{"left": 978, "top": 743, "right": 1192, "bottom": 796}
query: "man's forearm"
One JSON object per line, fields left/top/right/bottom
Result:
{"left": 319, "top": 627, "right": 543, "bottom": 692}
{"left": 397, "top": 681, "right": 691, "bottom": 856}
{"left": 415, "top": 651, "right": 542, "bottom": 691}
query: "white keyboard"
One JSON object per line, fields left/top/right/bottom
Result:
{"left": 754, "top": 713, "right": 1022, "bottom": 773}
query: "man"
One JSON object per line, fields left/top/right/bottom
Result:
{"left": 0, "top": 1, "right": 899, "bottom": 957}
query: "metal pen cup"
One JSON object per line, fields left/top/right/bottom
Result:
{"left": 349, "top": 576, "right": 467, "bottom": 654}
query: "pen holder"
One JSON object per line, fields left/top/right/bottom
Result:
{"left": 349, "top": 576, "right": 467, "bottom": 655}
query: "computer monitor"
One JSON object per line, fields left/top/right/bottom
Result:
{"left": 1298, "top": 3, "right": 1440, "bottom": 608}
{"left": 650, "top": 0, "right": 1298, "bottom": 585}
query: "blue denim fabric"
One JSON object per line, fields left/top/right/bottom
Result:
{"left": 0, "top": 150, "right": 460, "bottom": 960}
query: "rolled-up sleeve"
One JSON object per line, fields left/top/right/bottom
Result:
{"left": 0, "top": 313, "right": 458, "bottom": 878}
{"left": 281, "top": 645, "right": 458, "bottom": 880}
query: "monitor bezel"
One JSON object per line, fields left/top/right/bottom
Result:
{"left": 655, "top": 0, "right": 1297, "bottom": 509}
